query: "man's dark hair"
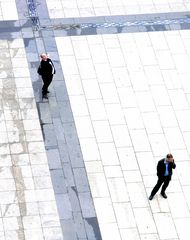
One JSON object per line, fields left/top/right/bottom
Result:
{"left": 166, "top": 153, "right": 173, "bottom": 158}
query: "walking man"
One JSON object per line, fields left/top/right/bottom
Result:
{"left": 149, "top": 153, "right": 176, "bottom": 200}
{"left": 37, "top": 53, "right": 56, "bottom": 99}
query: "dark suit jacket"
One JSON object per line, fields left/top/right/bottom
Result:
{"left": 38, "top": 58, "right": 56, "bottom": 76}
{"left": 157, "top": 158, "right": 176, "bottom": 180}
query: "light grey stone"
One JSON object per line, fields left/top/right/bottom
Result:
{"left": 46, "top": 148, "right": 62, "bottom": 170}
{"left": 60, "top": 219, "right": 77, "bottom": 240}
{"left": 78, "top": 192, "right": 96, "bottom": 218}
{"left": 73, "top": 212, "right": 87, "bottom": 239}
{"left": 43, "top": 124, "right": 57, "bottom": 147}
{"left": 58, "top": 100, "right": 74, "bottom": 123}
{"left": 73, "top": 168, "right": 90, "bottom": 193}
{"left": 53, "top": 118, "right": 66, "bottom": 142}
{"left": 84, "top": 218, "right": 102, "bottom": 240}
{"left": 55, "top": 194, "right": 72, "bottom": 220}
{"left": 50, "top": 169, "right": 67, "bottom": 194}
{"left": 62, "top": 163, "right": 75, "bottom": 187}
{"left": 38, "top": 102, "right": 52, "bottom": 124}
{"left": 68, "top": 187, "right": 81, "bottom": 212}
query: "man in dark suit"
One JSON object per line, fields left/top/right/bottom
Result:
{"left": 149, "top": 153, "right": 176, "bottom": 200}
{"left": 37, "top": 53, "right": 56, "bottom": 99}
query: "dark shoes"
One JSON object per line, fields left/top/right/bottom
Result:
{"left": 149, "top": 193, "right": 167, "bottom": 200}
{"left": 42, "top": 90, "right": 50, "bottom": 94}
{"left": 161, "top": 192, "right": 167, "bottom": 199}
{"left": 149, "top": 195, "right": 154, "bottom": 200}
{"left": 43, "top": 94, "right": 48, "bottom": 99}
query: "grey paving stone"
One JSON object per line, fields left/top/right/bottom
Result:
{"left": 55, "top": 194, "right": 72, "bottom": 220}
{"left": 46, "top": 148, "right": 62, "bottom": 169}
{"left": 68, "top": 186, "right": 81, "bottom": 212}
{"left": 73, "top": 212, "right": 87, "bottom": 239}
{"left": 48, "top": 97, "right": 61, "bottom": 118}
{"left": 170, "top": 24, "right": 181, "bottom": 30}
{"left": 38, "top": 102, "right": 52, "bottom": 124}
{"left": 58, "top": 101, "right": 74, "bottom": 123}
{"left": 74, "top": 16, "right": 105, "bottom": 24}
{"left": 73, "top": 168, "right": 90, "bottom": 193}
{"left": 42, "top": 30, "right": 54, "bottom": 38}
{"left": 46, "top": 51, "right": 60, "bottom": 61}
{"left": 62, "top": 122, "right": 80, "bottom": 145}
{"left": 35, "top": 37, "right": 46, "bottom": 53}
{"left": 32, "top": 82, "right": 42, "bottom": 102}
{"left": 60, "top": 219, "right": 77, "bottom": 240}
{"left": 66, "top": 142, "right": 84, "bottom": 168}
{"left": 20, "top": 19, "right": 33, "bottom": 27}
{"left": 23, "top": 38, "right": 37, "bottom": 53}
{"left": 84, "top": 218, "right": 102, "bottom": 240}
{"left": 53, "top": 68, "right": 65, "bottom": 81}
{"left": 62, "top": 163, "right": 75, "bottom": 187}
{"left": 21, "top": 28, "right": 34, "bottom": 38}
{"left": 57, "top": 142, "right": 70, "bottom": 163}
{"left": 52, "top": 62, "right": 62, "bottom": 71}
{"left": 81, "top": 28, "right": 98, "bottom": 36}
{"left": 24, "top": 52, "right": 39, "bottom": 61}
{"left": 0, "top": 32, "right": 22, "bottom": 39}
{"left": 79, "top": 192, "right": 96, "bottom": 218}
{"left": 50, "top": 169, "right": 67, "bottom": 194}
{"left": 30, "top": 68, "right": 41, "bottom": 82}
{"left": 53, "top": 81, "right": 69, "bottom": 101}
{"left": 44, "top": 38, "right": 58, "bottom": 52}
{"left": 138, "top": 26, "right": 148, "bottom": 32}
{"left": 39, "top": 19, "right": 52, "bottom": 26}
{"left": 42, "top": 124, "right": 57, "bottom": 147}
{"left": 53, "top": 118, "right": 66, "bottom": 142}
{"left": 54, "top": 30, "right": 68, "bottom": 37}
{"left": 181, "top": 23, "right": 190, "bottom": 29}
{"left": 0, "top": 21, "right": 18, "bottom": 29}
{"left": 97, "top": 27, "right": 118, "bottom": 35}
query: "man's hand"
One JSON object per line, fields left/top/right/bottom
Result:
{"left": 167, "top": 157, "right": 174, "bottom": 163}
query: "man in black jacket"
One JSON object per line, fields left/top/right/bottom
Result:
{"left": 37, "top": 53, "right": 56, "bottom": 99}
{"left": 149, "top": 153, "right": 176, "bottom": 200}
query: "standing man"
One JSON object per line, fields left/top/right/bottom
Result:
{"left": 37, "top": 53, "right": 56, "bottom": 99}
{"left": 149, "top": 153, "right": 176, "bottom": 200}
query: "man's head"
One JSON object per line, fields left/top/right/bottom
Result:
{"left": 166, "top": 153, "right": 174, "bottom": 163}
{"left": 40, "top": 53, "right": 48, "bottom": 61}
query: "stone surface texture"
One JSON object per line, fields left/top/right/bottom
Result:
{"left": 0, "top": 0, "right": 190, "bottom": 239}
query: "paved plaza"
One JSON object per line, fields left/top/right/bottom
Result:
{"left": 0, "top": 0, "right": 190, "bottom": 239}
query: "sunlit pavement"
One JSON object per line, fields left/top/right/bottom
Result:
{"left": 0, "top": 0, "right": 190, "bottom": 239}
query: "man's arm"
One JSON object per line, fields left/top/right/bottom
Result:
{"left": 172, "top": 160, "right": 176, "bottom": 169}
{"left": 157, "top": 160, "right": 162, "bottom": 177}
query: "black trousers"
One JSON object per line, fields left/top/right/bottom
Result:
{"left": 42, "top": 74, "right": 53, "bottom": 95}
{"left": 151, "top": 176, "right": 170, "bottom": 196}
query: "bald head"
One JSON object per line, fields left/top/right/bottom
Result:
{"left": 40, "top": 53, "right": 48, "bottom": 61}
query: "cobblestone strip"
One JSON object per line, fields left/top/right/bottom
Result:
{"left": 13, "top": 0, "right": 103, "bottom": 239}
